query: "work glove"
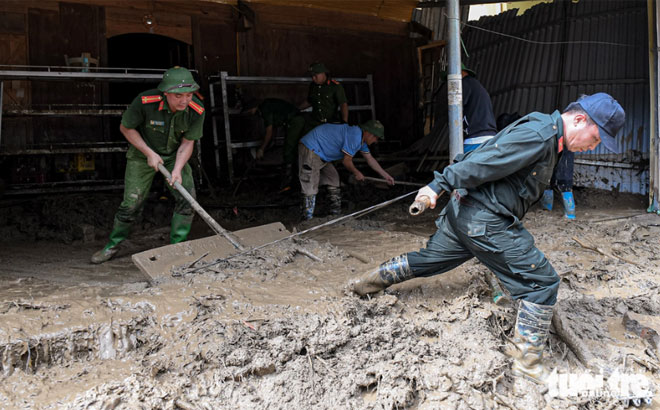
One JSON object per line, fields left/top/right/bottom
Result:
{"left": 415, "top": 185, "right": 439, "bottom": 209}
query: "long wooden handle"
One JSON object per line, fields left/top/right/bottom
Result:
{"left": 158, "top": 164, "right": 245, "bottom": 250}
{"left": 363, "top": 176, "right": 425, "bottom": 187}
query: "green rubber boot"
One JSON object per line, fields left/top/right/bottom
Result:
{"left": 91, "top": 218, "right": 132, "bottom": 264}
{"left": 170, "top": 212, "right": 194, "bottom": 244}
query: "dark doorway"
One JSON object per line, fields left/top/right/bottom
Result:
{"left": 107, "top": 33, "right": 194, "bottom": 104}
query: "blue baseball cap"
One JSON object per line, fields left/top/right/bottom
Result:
{"left": 576, "top": 93, "right": 625, "bottom": 153}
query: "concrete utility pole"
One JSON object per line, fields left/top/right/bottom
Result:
{"left": 447, "top": 0, "right": 463, "bottom": 163}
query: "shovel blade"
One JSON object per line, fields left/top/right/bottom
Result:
{"left": 132, "top": 222, "right": 290, "bottom": 282}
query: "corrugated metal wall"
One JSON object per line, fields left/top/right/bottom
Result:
{"left": 412, "top": 2, "right": 470, "bottom": 41}
{"left": 461, "top": 0, "right": 649, "bottom": 194}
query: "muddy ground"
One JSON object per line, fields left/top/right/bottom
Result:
{"left": 0, "top": 184, "right": 658, "bottom": 409}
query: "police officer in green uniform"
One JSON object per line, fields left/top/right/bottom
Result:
{"left": 351, "top": 93, "right": 625, "bottom": 383}
{"left": 91, "top": 67, "right": 205, "bottom": 264}
{"left": 282, "top": 62, "right": 348, "bottom": 186}
{"left": 242, "top": 98, "right": 299, "bottom": 160}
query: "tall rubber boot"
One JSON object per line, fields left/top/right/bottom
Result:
{"left": 561, "top": 191, "right": 576, "bottom": 219}
{"left": 506, "top": 300, "right": 554, "bottom": 383}
{"left": 302, "top": 194, "right": 316, "bottom": 220}
{"left": 91, "top": 217, "right": 132, "bottom": 264}
{"left": 541, "top": 189, "right": 553, "bottom": 211}
{"left": 352, "top": 255, "right": 412, "bottom": 296}
{"left": 170, "top": 212, "right": 194, "bottom": 244}
{"left": 327, "top": 186, "right": 341, "bottom": 216}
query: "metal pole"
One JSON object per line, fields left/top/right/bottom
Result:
{"left": 367, "top": 74, "right": 376, "bottom": 120}
{"left": 650, "top": 0, "right": 660, "bottom": 213}
{"left": 0, "top": 81, "right": 3, "bottom": 148}
{"left": 220, "top": 71, "right": 235, "bottom": 183}
{"left": 209, "top": 82, "right": 222, "bottom": 179}
{"left": 446, "top": 0, "right": 463, "bottom": 164}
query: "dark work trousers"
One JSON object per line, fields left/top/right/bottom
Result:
{"left": 550, "top": 150, "right": 574, "bottom": 192}
{"left": 405, "top": 191, "right": 560, "bottom": 306}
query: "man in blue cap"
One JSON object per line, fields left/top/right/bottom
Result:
{"left": 91, "top": 67, "right": 205, "bottom": 264}
{"left": 351, "top": 93, "right": 625, "bottom": 383}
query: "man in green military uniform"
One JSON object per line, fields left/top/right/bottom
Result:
{"left": 351, "top": 93, "right": 625, "bottom": 383}
{"left": 282, "top": 62, "right": 349, "bottom": 187}
{"left": 91, "top": 66, "right": 205, "bottom": 264}
{"left": 242, "top": 98, "right": 299, "bottom": 160}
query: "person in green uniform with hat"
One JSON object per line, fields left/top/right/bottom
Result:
{"left": 281, "top": 62, "right": 349, "bottom": 188}
{"left": 242, "top": 97, "right": 299, "bottom": 160}
{"left": 91, "top": 66, "right": 206, "bottom": 264}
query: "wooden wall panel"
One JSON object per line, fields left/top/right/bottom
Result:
{"left": 251, "top": 3, "right": 408, "bottom": 36}
{"left": 237, "top": 10, "right": 417, "bottom": 145}
{"left": 105, "top": 7, "right": 192, "bottom": 44}
{"left": 0, "top": 34, "right": 29, "bottom": 107}
{"left": 0, "top": 12, "right": 26, "bottom": 33}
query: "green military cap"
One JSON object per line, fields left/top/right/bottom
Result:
{"left": 360, "top": 119, "right": 385, "bottom": 139}
{"left": 461, "top": 63, "right": 476, "bottom": 77}
{"left": 158, "top": 66, "right": 200, "bottom": 93}
{"left": 309, "top": 62, "right": 329, "bottom": 74}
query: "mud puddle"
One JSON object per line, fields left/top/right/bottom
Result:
{"left": 0, "top": 190, "right": 658, "bottom": 409}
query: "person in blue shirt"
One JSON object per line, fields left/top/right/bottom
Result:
{"left": 298, "top": 120, "right": 394, "bottom": 219}
{"left": 351, "top": 93, "right": 625, "bottom": 384}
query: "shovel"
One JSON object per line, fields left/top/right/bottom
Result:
{"left": 157, "top": 164, "right": 245, "bottom": 250}
{"left": 131, "top": 164, "right": 290, "bottom": 282}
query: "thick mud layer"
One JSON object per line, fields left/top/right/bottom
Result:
{"left": 0, "top": 188, "right": 658, "bottom": 409}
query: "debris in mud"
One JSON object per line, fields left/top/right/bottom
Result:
{"left": 0, "top": 189, "right": 658, "bottom": 409}
{"left": 623, "top": 312, "right": 660, "bottom": 356}
{"left": 172, "top": 238, "right": 344, "bottom": 280}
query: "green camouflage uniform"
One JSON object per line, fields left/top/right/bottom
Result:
{"left": 284, "top": 79, "right": 347, "bottom": 165}
{"left": 105, "top": 89, "right": 205, "bottom": 251}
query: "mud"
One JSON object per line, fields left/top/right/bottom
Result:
{"left": 0, "top": 187, "right": 658, "bottom": 409}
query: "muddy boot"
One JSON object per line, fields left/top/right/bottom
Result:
{"left": 327, "top": 186, "right": 341, "bottom": 216}
{"left": 561, "top": 191, "right": 576, "bottom": 219}
{"left": 91, "top": 218, "right": 131, "bottom": 264}
{"left": 301, "top": 194, "right": 316, "bottom": 220}
{"left": 506, "top": 300, "right": 554, "bottom": 383}
{"left": 541, "top": 189, "right": 553, "bottom": 211}
{"left": 170, "top": 212, "right": 194, "bottom": 244}
{"left": 487, "top": 272, "right": 507, "bottom": 305}
{"left": 352, "top": 255, "right": 412, "bottom": 296}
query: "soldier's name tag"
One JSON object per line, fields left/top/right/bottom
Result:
{"left": 149, "top": 120, "right": 165, "bottom": 126}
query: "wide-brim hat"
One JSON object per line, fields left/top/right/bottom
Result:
{"left": 359, "top": 119, "right": 385, "bottom": 139}
{"left": 462, "top": 63, "right": 476, "bottom": 77}
{"left": 308, "top": 62, "right": 329, "bottom": 74}
{"left": 575, "top": 93, "right": 625, "bottom": 153}
{"left": 158, "top": 66, "right": 200, "bottom": 93}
